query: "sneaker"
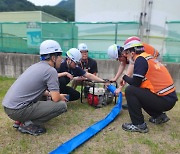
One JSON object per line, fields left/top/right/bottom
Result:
{"left": 122, "top": 122, "right": 149, "bottom": 133}
{"left": 18, "top": 124, "right": 46, "bottom": 136}
{"left": 13, "top": 121, "right": 22, "bottom": 129}
{"left": 149, "top": 113, "right": 170, "bottom": 124}
{"left": 122, "top": 104, "right": 128, "bottom": 110}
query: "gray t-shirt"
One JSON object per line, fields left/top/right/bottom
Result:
{"left": 2, "top": 61, "right": 59, "bottom": 109}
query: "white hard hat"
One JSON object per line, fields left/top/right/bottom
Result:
{"left": 78, "top": 43, "right": 88, "bottom": 51}
{"left": 107, "top": 44, "right": 119, "bottom": 59}
{"left": 66, "top": 48, "right": 82, "bottom": 63}
{"left": 123, "top": 36, "right": 143, "bottom": 51}
{"left": 40, "top": 40, "right": 62, "bottom": 55}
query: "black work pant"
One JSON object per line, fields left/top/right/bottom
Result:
{"left": 59, "top": 76, "right": 80, "bottom": 101}
{"left": 125, "top": 85, "right": 176, "bottom": 125}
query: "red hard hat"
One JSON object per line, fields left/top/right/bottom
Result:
{"left": 124, "top": 36, "right": 143, "bottom": 50}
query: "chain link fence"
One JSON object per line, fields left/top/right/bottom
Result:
{"left": 0, "top": 21, "right": 180, "bottom": 62}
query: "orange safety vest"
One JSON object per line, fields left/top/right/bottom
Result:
{"left": 143, "top": 42, "right": 159, "bottom": 58}
{"left": 136, "top": 52, "right": 175, "bottom": 96}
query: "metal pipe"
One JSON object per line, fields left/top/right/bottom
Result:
{"left": 146, "top": 0, "right": 153, "bottom": 43}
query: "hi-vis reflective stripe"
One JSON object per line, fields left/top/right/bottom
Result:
{"left": 157, "top": 84, "right": 175, "bottom": 95}
{"left": 133, "top": 73, "right": 144, "bottom": 78}
{"left": 144, "top": 55, "right": 153, "bottom": 60}
{"left": 142, "top": 77, "right": 147, "bottom": 82}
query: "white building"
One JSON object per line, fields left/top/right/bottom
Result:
{"left": 75, "top": 0, "right": 180, "bottom": 56}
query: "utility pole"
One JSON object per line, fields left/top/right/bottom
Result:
{"left": 145, "top": 0, "right": 153, "bottom": 43}
{"left": 139, "top": 0, "right": 153, "bottom": 43}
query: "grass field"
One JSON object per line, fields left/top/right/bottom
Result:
{"left": 0, "top": 76, "right": 180, "bottom": 154}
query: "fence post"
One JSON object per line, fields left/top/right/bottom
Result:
{"left": 115, "top": 23, "right": 118, "bottom": 44}
{"left": 71, "top": 22, "right": 75, "bottom": 48}
{"left": 0, "top": 23, "right": 3, "bottom": 49}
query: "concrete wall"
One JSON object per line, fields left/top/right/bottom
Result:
{"left": 0, "top": 52, "right": 179, "bottom": 92}
{"left": 0, "top": 53, "right": 39, "bottom": 78}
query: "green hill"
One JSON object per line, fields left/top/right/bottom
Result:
{"left": 0, "top": 0, "right": 74, "bottom": 21}
{"left": 56, "top": 0, "right": 75, "bottom": 15}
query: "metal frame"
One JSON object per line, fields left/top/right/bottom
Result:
{"left": 80, "top": 80, "right": 118, "bottom": 104}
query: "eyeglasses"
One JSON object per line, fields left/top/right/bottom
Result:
{"left": 55, "top": 52, "right": 62, "bottom": 57}
{"left": 80, "top": 50, "right": 88, "bottom": 53}
{"left": 122, "top": 50, "right": 130, "bottom": 55}
{"left": 70, "top": 59, "right": 80, "bottom": 65}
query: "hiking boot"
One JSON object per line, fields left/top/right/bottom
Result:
{"left": 149, "top": 113, "right": 170, "bottom": 124}
{"left": 122, "top": 122, "right": 149, "bottom": 133}
{"left": 13, "top": 121, "right": 22, "bottom": 129}
{"left": 18, "top": 123, "right": 46, "bottom": 136}
{"left": 122, "top": 104, "right": 128, "bottom": 110}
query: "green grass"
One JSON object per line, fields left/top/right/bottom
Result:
{"left": 0, "top": 76, "right": 180, "bottom": 154}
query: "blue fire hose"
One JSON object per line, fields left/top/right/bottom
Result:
{"left": 50, "top": 85, "right": 122, "bottom": 154}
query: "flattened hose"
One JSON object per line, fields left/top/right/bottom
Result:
{"left": 50, "top": 85, "right": 122, "bottom": 154}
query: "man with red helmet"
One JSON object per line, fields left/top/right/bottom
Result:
{"left": 120, "top": 37, "right": 177, "bottom": 133}
{"left": 107, "top": 36, "right": 160, "bottom": 109}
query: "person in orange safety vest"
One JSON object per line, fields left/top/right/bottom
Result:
{"left": 107, "top": 36, "right": 160, "bottom": 109}
{"left": 119, "top": 37, "right": 178, "bottom": 133}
